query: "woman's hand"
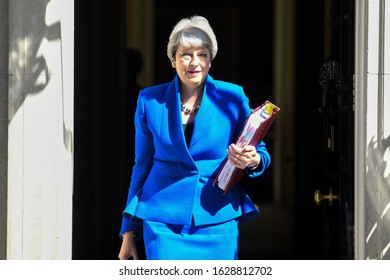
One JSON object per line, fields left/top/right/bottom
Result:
{"left": 227, "top": 143, "right": 261, "bottom": 170}
{"left": 118, "top": 232, "right": 139, "bottom": 260}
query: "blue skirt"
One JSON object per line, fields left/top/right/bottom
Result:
{"left": 143, "top": 219, "right": 239, "bottom": 260}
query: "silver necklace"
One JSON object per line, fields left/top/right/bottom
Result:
{"left": 180, "top": 101, "right": 200, "bottom": 114}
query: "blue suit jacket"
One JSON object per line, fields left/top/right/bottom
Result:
{"left": 120, "top": 75, "right": 271, "bottom": 236}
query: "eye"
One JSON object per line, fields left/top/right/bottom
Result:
{"left": 181, "top": 52, "right": 191, "bottom": 60}
{"left": 198, "top": 53, "right": 208, "bottom": 60}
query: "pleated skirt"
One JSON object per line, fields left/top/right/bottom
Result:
{"left": 143, "top": 219, "right": 239, "bottom": 260}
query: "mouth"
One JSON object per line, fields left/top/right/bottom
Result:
{"left": 188, "top": 70, "right": 201, "bottom": 74}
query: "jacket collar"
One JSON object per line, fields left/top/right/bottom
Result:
{"left": 165, "top": 75, "right": 217, "bottom": 162}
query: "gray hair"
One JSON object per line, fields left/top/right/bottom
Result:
{"left": 167, "top": 15, "right": 218, "bottom": 61}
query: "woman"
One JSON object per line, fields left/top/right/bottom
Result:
{"left": 118, "top": 15, "right": 271, "bottom": 260}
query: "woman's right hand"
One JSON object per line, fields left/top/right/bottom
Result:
{"left": 118, "top": 232, "right": 139, "bottom": 260}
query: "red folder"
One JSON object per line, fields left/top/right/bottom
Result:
{"left": 213, "top": 100, "right": 280, "bottom": 195}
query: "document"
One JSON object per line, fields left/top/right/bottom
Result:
{"left": 213, "top": 100, "right": 280, "bottom": 195}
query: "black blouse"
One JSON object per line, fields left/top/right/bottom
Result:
{"left": 183, "top": 123, "right": 194, "bottom": 147}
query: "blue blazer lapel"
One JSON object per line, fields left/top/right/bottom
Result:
{"left": 190, "top": 76, "right": 217, "bottom": 146}
{"left": 165, "top": 76, "right": 197, "bottom": 165}
{"left": 165, "top": 77, "right": 183, "bottom": 145}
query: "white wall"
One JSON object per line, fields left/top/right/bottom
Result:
{"left": 6, "top": 0, "right": 74, "bottom": 259}
{"left": 355, "top": 0, "right": 390, "bottom": 260}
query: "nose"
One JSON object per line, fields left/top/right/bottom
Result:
{"left": 190, "top": 55, "right": 200, "bottom": 65}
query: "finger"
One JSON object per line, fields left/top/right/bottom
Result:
{"left": 242, "top": 145, "right": 258, "bottom": 158}
{"left": 227, "top": 147, "right": 240, "bottom": 160}
{"left": 232, "top": 157, "right": 246, "bottom": 169}
{"left": 229, "top": 143, "right": 243, "bottom": 154}
{"left": 242, "top": 144, "right": 255, "bottom": 151}
{"left": 228, "top": 153, "right": 240, "bottom": 164}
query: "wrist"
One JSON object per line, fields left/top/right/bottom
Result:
{"left": 248, "top": 162, "right": 259, "bottom": 170}
{"left": 122, "top": 231, "right": 136, "bottom": 240}
{"left": 248, "top": 155, "right": 261, "bottom": 170}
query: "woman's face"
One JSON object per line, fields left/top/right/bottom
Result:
{"left": 173, "top": 44, "right": 211, "bottom": 89}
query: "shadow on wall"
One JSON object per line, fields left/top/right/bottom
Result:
{"left": 366, "top": 135, "right": 390, "bottom": 259}
{"left": 8, "top": 0, "right": 61, "bottom": 120}
{"left": 9, "top": 0, "right": 73, "bottom": 151}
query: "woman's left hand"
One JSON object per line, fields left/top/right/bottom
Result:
{"left": 227, "top": 143, "right": 261, "bottom": 170}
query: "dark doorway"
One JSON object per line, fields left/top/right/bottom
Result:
{"left": 294, "top": 0, "right": 355, "bottom": 259}
{"left": 73, "top": 0, "right": 128, "bottom": 259}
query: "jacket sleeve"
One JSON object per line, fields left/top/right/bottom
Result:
{"left": 119, "top": 90, "right": 155, "bottom": 238}
{"left": 246, "top": 140, "right": 271, "bottom": 177}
